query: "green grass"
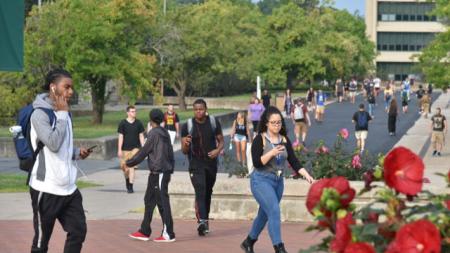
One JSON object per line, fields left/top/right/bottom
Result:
{"left": 1, "top": 108, "right": 232, "bottom": 139}
{"left": 0, "top": 173, "right": 102, "bottom": 193}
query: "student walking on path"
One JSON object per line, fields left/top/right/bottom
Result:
{"left": 230, "top": 112, "right": 251, "bottom": 166}
{"left": 291, "top": 98, "right": 311, "bottom": 146}
{"left": 306, "top": 87, "right": 316, "bottom": 110}
{"left": 367, "top": 88, "right": 376, "bottom": 118}
{"left": 262, "top": 89, "right": 272, "bottom": 109}
{"left": 388, "top": 98, "right": 399, "bottom": 136}
{"left": 117, "top": 105, "right": 145, "bottom": 193}
{"left": 430, "top": 107, "right": 447, "bottom": 157}
{"left": 240, "top": 106, "right": 314, "bottom": 253}
{"left": 315, "top": 90, "right": 327, "bottom": 123}
{"left": 127, "top": 109, "right": 176, "bottom": 243}
{"left": 352, "top": 104, "right": 372, "bottom": 154}
{"left": 283, "top": 89, "right": 293, "bottom": 119}
{"left": 181, "top": 99, "right": 224, "bottom": 236}
{"left": 28, "top": 69, "right": 92, "bottom": 253}
{"left": 161, "top": 104, "right": 180, "bottom": 145}
{"left": 248, "top": 98, "right": 265, "bottom": 139}
{"left": 384, "top": 82, "right": 394, "bottom": 112}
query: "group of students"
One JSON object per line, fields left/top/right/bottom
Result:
{"left": 23, "top": 68, "right": 444, "bottom": 253}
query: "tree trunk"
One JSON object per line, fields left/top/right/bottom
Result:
{"left": 90, "top": 78, "right": 107, "bottom": 124}
{"left": 172, "top": 78, "right": 187, "bottom": 110}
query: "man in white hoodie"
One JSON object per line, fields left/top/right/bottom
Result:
{"left": 29, "top": 69, "right": 91, "bottom": 253}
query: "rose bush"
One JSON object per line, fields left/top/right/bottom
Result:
{"left": 301, "top": 147, "right": 450, "bottom": 253}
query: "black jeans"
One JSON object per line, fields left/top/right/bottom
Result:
{"left": 140, "top": 173, "right": 175, "bottom": 239}
{"left": 388, "top": 115, "right": 397, "bottom": 133}
{"left": 189, "top": 165, "right": 217, "bottom": 221}
{"left": 30, "top": 188, "right": 86, "bottom": 253}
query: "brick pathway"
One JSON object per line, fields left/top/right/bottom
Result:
{"left": 0, "top": 219, "right": 326, "bottom": 253}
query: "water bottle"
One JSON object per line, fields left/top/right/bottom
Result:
{"left": 9, "top": 125, "right": 23, "bottom": 139}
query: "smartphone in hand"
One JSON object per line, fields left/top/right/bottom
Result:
{"left": 87, "top": 145, "right": 97, "bottom": 152}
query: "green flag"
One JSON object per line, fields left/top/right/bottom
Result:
{"left": 0, "top": 1, "right": 24, "bottom": 72}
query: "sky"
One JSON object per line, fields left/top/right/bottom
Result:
{"left": 334, "top": 0, "right": 365, "bottom": 16}
{"left": 251, "top": 0, "right": 366, "bottom": 16}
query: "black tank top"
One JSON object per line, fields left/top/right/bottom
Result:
{"left": 235, "top": 121, "right": 247, "bottom": 136}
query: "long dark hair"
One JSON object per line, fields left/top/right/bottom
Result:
{"left": 389, "top": 98, "right": 398, "bottom": 113}
{"left": 257, "top": 106, "right": 287, "bottom": 136}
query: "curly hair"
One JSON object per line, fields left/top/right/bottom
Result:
{"left": 257, "top": 106, "right": 287, "bottom": 137}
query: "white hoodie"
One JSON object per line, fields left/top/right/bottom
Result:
{"left": 29, "top": 93, "right": 80, "bottom": 196}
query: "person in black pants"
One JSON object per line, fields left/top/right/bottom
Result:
{"left": 388, "top": 98, "right": 398, "bottom": 136}
{"left": 127, "top": 109, "right": 176, "bottom": 242}
{"left": 28, "top": 69, "right": 92, "bottom": 253}
{"left": 181, "top": 99, "right": 224, "bottom": 236}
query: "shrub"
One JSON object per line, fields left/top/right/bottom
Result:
{"left": 301, "top": 146, "right": 450, "bottom": 253}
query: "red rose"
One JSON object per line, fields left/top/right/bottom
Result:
{"left": 306, "top": 177, "right": 356, "bottom": 214}
{"left": 344, "top": 242, "right": 376, "bottom": 253}
{"left": 386, "top": 219, "right": 441, "bottom": 253}
{"left": 330, "top": 213, "right": 355, "bottom": 253}
{"left": 384, "top": 147, "right": 424, "bottom": 195}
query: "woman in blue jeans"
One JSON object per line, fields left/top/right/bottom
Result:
{"left": 241, "top": 106, "right": 314, "bottom": 253}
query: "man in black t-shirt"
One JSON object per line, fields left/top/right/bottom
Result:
{"left": 117, "top": 105, "right": 145, "bottom": 193}
{"left": 262, "top": 89, "right": 271, "bottom": 109}
{"left": 181, "top": 99, "right": 224, "bottom": 236}
{"left": 161, "top": 104, "right": 180, "bottom": 145}
{"left": 431, "top": 107, "right": 447, "bottom": 156}
{"left": 352, "top": 104, "right": 372, "bottom": 154}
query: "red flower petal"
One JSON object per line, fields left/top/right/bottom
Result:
{"left": 384, "top": 147, "right": 424, "bottom": 195}
{"left": 386, "top": 219, "right": 441, "bottom": 253}
{"left": 344, "top": 242, "right": 376, "bottom": 253}
{"left": 306, "top": 177, "right": 356, "bottom": 214}
{"left": 330, "top": 213, "right": 355, "bottom": 253}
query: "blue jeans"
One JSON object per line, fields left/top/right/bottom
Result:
{"left": 248, "top": 170, "right": 284, "bottom": 245}
{"left": 368, "top": 103, "right": 374, "bottom": 116}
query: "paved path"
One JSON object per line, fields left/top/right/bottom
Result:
{"left": 0, "top": 220, "right": 325, "bottom": 253}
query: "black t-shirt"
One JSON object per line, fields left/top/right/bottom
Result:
{"left": 163, "top": 112, "right": 180, "bottom": 131}
{"left": 181, "top": 116, "right": 223, "bottom": 168}
{"left": 352, "top": 111, "right": 372, "bottom": 131}
{"left": 431, "top": 115, "right": 446, "bottom": 131}
{"left": 118, "top": 119, "right": 145, "bottom": 150}
{"left": 262, "top": 94, "right": 271, "bottom": 108}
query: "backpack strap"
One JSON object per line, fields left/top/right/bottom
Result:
{"left": 25, "top": 107, "right": 56, "bottom": 185}
{"left": 209, "top": 115, "right": 216, "bottom": 133}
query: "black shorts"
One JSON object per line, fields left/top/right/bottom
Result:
{"left": 402, "top": 101, "right": 408, "bottom": 106}
{"left": 252, "top": 121, "right": 259, "bottom": 130}
{"left": 337, "top": 91, "right": 343, "bottom": 97}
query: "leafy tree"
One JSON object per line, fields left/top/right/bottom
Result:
{"left": 418, "top": 0, "right": 449, "bottom": 88}
{"left": 150, "top": 0, "right": 264, "bottom": 109}
{"left": 22, "top": 0, "right": 158, "bottom": 124}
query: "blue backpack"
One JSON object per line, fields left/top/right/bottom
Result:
{"left": 357, "top": 111, "right": 368, "bottom": 129}
{"left": 13, "top": 105, "right": 55, "bottom": 172}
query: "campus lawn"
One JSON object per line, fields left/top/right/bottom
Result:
{"left": 0, "top": 173, "right": 101, "bottom": 193}
{"left": 0, "top": 108, "right": 232, "bottom": 139}
{"left": 222, "top": 91, "right": 306, "bottom": 102}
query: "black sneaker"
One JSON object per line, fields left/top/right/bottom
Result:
{"left": 437, "top": 152, "right": 441, "bottom": 156}
{"left": 197, "top": 222, "right": 207, "bottom": 236}
{"left": 432, "top": 150, "right": 437, "bottom": 156}
{"left": 127, "top": 184, "right": 134, "bottom": 193}
{"left": 204, "top": 220, "right": 210, "bottom": 234}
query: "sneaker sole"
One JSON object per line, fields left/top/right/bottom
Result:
{"left": 129, "top": 235, "right": 150, "bottom": 241}
{"left": 154, "top": 239, "right": 176, "bottom": 243}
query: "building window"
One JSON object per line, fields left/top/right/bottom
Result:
{"left": 377, "top": 32, "right": 437, "bottom": 52}
{"left": 378, "top": 2, "right": 437, "bottom": 22}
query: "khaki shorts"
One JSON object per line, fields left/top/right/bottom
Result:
{"left": 355, "top": 130, "right": 368, "bottom": 140}
{"left": 316, "top": 106, "right": 325, "bottom": 113}
{"left": 431, "top": 131, "right": 445, "bottom": 145}
{"left": 120, "top": 148, "right": 140, "bottom": 171}
{"left": 295, "top": 121, "right": 308, "bottom": 135}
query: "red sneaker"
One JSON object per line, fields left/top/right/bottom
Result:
{"left": 153, "top": 236, "right": 176, "bottom": 243}
{"left": 129, "top": 231, "right": 150, "bottom": 241}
